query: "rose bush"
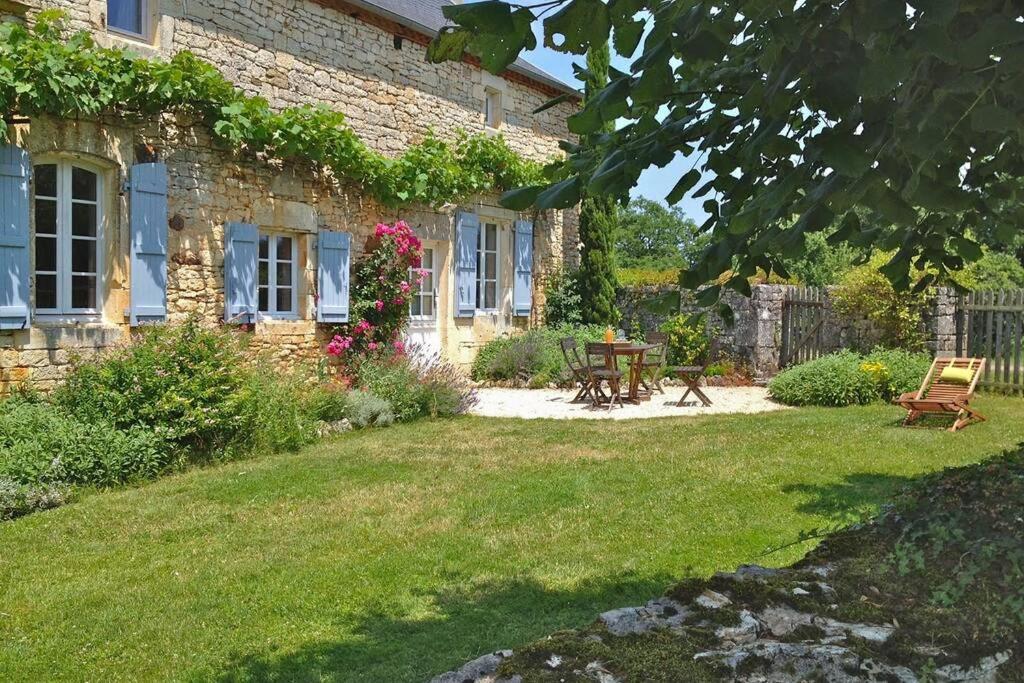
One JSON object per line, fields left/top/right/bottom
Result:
{"left": 325, "top": 221, "right": 425, "bottom": 360}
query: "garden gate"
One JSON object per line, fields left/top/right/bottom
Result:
{"left": 779, "top": 286, "right": 828, "bottom": 368}
{"left": 956, "top": 289, "right": 1024, "bottom": 395}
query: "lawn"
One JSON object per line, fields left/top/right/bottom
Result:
{"left": 1, "top": 397, "right": 1022, "bottom": 682}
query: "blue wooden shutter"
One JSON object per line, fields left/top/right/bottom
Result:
{"left": 0, "top": 144, "right": 30, "bottom": 330}
{"left": 224, "top": 222, "right": 258, "bottom": 323}
{"left": 129, "top": 162, "right": 168, "bottom": 325}
{"left": 513, "top": 219, "right": 534, "bottom": 317}
{"left": 317, "top": 230, "right": 350, "bottom": 323}
{"left": 455, "top": 210, "right": 479, "bottom": 317}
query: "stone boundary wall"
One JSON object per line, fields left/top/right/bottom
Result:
{"left": 618, "top": 284, "right": 958, "bottom": 381}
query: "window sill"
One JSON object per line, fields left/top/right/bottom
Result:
{"left": 33, "top": 314, "right": 106, "bottom": 327}
{"left": 107, "top": 26, "right": 154, "bottom": 45}
{"left": 256, "top": 315, "right": 305, "bottom": 324}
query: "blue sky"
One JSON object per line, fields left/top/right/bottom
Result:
{"left": 520, "top": 21, "right": 711, "bottom": 222}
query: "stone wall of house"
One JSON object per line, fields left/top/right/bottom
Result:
{"left": 618, "top": 284, "right": 961, "bottom": 381}
{"left": 0, "top": 112, "right": 572, "bottom": 393}
{"left": 0, "top": 1, "right": 581, "bottom": 393}
{"left": 15, "top": 0, "right": 578, "bottom": 170}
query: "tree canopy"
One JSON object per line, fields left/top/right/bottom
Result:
{"left": 616, "top": 198, "right": 709, "bottom": 270}
{"left": 429, "top": 0, "right": 1024, "bottom": 308}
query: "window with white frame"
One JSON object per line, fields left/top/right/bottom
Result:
{"left": 484, "top": 88, "right": 503, "bottom": 129}
{"left": 258, "top": 232, "right": 297, "bottom": 317}
{"left": 409, "top": 247, "right": 435, "bottom": 319}
{"left": 107, "top": 0, "right": 147, "bottom": 38}
{"left": 477, "top": 223, "right": 499, "bottom": 311}
{"left": 33, "top": 162, "right": 102, "bottom": 315}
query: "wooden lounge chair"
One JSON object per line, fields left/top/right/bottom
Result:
{"left": 672, "top": 339, "right": 718, "bottom": 408}
{"left": 560, "top": 338, "right": 594, "bottom": 403}
{"left": 894, "top": 357, "right": 986, "bottom": 432}
{"left": 584, "top": 342, "right": 624, "bottom": 410}
{"left": 641, "top": 331, "right": 669, "bottom": 394}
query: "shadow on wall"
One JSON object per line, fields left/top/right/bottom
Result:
{"left": 214, "top": 571, "right": 676, "bottom": 683}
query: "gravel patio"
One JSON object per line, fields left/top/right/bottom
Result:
{"left": 469, "top": 386, "right": 787, "bottom": 420}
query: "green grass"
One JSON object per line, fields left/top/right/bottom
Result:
{"left": 1, "top": 397, "right": 1023, "bottom": 682}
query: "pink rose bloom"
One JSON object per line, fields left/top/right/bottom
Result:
{"left": 374, "top": 300, "right": 385, "bottom": 311}
{"left": 394, "top": 340, "right": 405, "bottom": 353}
{"left": 399, "top": 281, "right": 411, "bottom": 293}
{"left": 393, "top": 296, "right": 404, "bottom": 305}
{"left": 368, "top": 341, "right": 378, "bottom": 351}
{"left": 353, "top": 320, "right": 371, "bottom": 334}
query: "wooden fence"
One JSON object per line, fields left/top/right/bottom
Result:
{"left": 780, "top": 286, "right": 828, "bottom": 368}
{"left": 956, "top": 290, "right": 1024, "bottom": 394}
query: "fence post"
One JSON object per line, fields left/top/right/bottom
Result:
{"left": 925, "top": 286, "right": 958, "bottom": 355}
{"left": 749, "top": 284, "right": 787, "bottom": 382}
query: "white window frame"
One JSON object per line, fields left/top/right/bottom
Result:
{"left": 484, "top": 88, "right": 503, "bottom": 129}
{"left": 409, "top": 247, "right": 436, "bottom": 321}
{"left": 32, "top": 160, "right": 104, "bottom": 320}
{"left": 258, "top": 231, "right": 299, "bottom": 320}
{"left": 476, "top": 223, "right": 500, "bottom": 313}
{"left": 106, "top": 0, "right": 151, "bottom": 42}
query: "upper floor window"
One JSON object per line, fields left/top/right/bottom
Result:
{"left": 477, "top": 223, "right": 499, "bottom": 311}
{"left": 33, "top": 162, "right": 102, "bottom": 315}
{"left": 258, "top": 232, "right": 297, "bottom": 318}
{"left": 108, "top": 0, "right": 147, "bottom": 38}
{"left": 484, "top": 89, "right": 503, "bottom": 129}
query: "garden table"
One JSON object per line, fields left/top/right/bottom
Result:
{"left": 603, "top": 343, "right": 658, "bottom": 404}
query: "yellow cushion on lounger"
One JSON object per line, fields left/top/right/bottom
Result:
{"left": 939, "top": 366, "right": 973, "bottom": 384}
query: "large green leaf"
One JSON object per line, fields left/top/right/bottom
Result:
{"left": 545, "top": 0, "right": 610, "bottom": 54}
{"left": 535, "top": 177, "right": 582, "bottom": 210}
{"left": 500, "top": 185, "right": 545, "bottom": 211}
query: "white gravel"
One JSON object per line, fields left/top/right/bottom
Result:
{"left": 469, "top": 385, "right": 787, "bottom": 420}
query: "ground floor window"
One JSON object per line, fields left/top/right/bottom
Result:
{"left": 33, "top": 162, "right": 101, "bottom": 315}
{"left": 258, "top": 232, "right": 297, "bottom": 317}
{"left": 477, "top": 223, "right": 499, "bottom": 311}
{"left": 107, "top": 0, "right": 147, "bottom": 38}
{"left": 410, "top": 247, "right": 435, "bottom": 319}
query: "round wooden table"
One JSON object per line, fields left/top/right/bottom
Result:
{"left": 604, "top": 343, "right": 658, "bottom": 404}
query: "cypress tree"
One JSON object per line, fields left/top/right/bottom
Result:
{"left": 577, "top": 41, "right": 619, "bottom": 325}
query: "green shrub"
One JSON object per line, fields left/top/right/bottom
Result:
{"left": 0, "top": 477, "right": 66, "bottom": 521}
{"left": 861, "top": 348, "right": 932, "bottom": 401}
{"left": 54, "top": 320, "right": 250, "bottom": 458}
{"left": 831, "top": 253, "right": 926, "bottom": 351}
{"left": 355, "top": 351, "right": 475, "bottom": 421}
{"left": 238, "top": 369, "right": 322, "bottom": 454}
{"left": 616, "top": 268, "right": 681, "bottom": 288}
{"left": 305, "top": 383, "right": 350, "bottom": 423}
{"left": 411, "top": 351, "right": 477, "bottom": 418}
{"left": 768, "top": 351, "right": 880, "bottom": 406}
{"left": 543, "top": 269, "right": 583, "bottom": 327}
{"left": 345, "top": 390, "right": 395, "bottom": 428}
{"left": 355, "top": 354, "right": 427, "bottom": 422}
{"left": 0, "top": 399, "right": 168, "bottom": 488}
{"left": 471, "top": 324, "right": 607, "bottom": 386}
{"left": 659, "top": 314, "right": 711, "bottom": 366}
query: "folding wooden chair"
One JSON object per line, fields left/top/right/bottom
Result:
{"left": 894, "top": 357, "right": 987, "bottom": 432}
{"left": 641, "top": 331, "right": 669, "bottom": 394}
{"left": 673, "top": 340, "right": 718, "bottom": 407}
{"left": 560, "top": 338, "right": 594, "bottom": 403}
{"left": 584, "top": 342, "right": 624, "bottom": 410}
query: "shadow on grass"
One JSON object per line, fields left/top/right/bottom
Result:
{"left": 214, "top": 571, "right": 676, "bottom": 683}
{"left": 781, "top": 472, "right": 915, "bottom": 525}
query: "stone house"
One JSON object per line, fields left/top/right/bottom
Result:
{"left": 0, "top": 0, "right": 581, "bottom": 391}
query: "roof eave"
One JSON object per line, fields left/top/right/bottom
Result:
{"left": 338, "top": 0, "right": 581, "bottom": 99}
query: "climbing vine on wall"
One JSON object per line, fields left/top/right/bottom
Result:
{"left": 0, "top": 11, "right": 547, "bottom": 207}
